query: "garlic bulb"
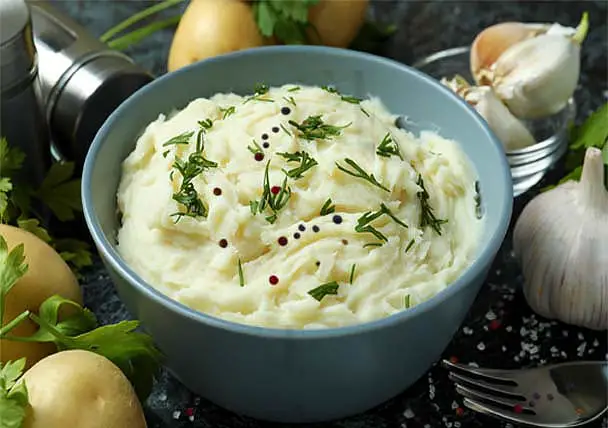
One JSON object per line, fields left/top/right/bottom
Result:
{"left": 513, "top": 147, "right": 608, "bottom": 330}
{"left": 471, "top": 13, "right": 589, "bottom": 119}
{"left": 441, "top": 76, "right": 536, "bottom": 151}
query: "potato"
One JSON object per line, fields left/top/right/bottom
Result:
{"left": 22, "top": 350, "right": 147, "bottom": 428}
{"left": 168, "top": 0, "right": 267, "bottom": 72}
{"left": 0, "top": 225, "right": 81, "bottom": 368}
{"left": 307, "top": 0, "right": 369, "bottom": 48}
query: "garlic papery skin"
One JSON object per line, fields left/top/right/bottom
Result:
{"left": 513, "top": 147, "right": 608, "bottom": 331}
{"left": 441, "top": 76, "right": 536, "bottom": 151}
{"left": 471, "top": 13, "right": 589, "bottom": 119}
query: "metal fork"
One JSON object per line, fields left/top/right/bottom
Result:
{"left": 442, "top": 359, "right": 608, "bottom": 427}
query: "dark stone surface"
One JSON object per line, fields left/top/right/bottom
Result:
{"left": 47, "top": 1, "right": 608, "bottom": 427}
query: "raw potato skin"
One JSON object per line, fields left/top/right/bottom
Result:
{"left": 168, "top": 0, "right": 266, "bottom": 72}
{"left": 0, "top": 225, "right": 81, "bottom": 369}
{"left": 307, "top": 0, "right": 369, "bottom": 48}
{"left": 22, "top": 350, "right": 147, "bottom": 428}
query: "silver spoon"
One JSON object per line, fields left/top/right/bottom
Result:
{"left": 443, "top": 359, "right": 608, "bottom": 427}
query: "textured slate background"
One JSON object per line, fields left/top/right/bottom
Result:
{"left": 45, "top": 1, "right": 608, "bottom": 427}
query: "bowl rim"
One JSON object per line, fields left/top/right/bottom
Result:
{"left": 82, "top": 45, "right": 513, "bottom": 340}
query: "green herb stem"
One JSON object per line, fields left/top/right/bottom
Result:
{"left": 0, "top": 310, "right": 30, "bottom": 337}
{"left": 319, "top": 198, "right": 335, "bottom": 216}
{"left": 416, "top": 174, "right": 447, "bottom": 235}
{"left": 100, "top": 0, "right": 184, "bottom": 43}
{"left": 308, "top": 281, "right": 339, "bottom": 301}
{"left": 336, "top": 158, "right": 390, "bottom": 192}
{"left": 106, "top": 16, "right": 182, "bottom": 51}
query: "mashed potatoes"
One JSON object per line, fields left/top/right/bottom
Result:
{"left": 117, "top": 84, "right": 482, "bottom": 329}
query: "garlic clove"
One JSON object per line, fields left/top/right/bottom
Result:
{"left": 471, "top": 13, "right": 589, "bottom": 119}
{"left": 470, "top": 22, "right": 547, "bottom": 83}
{"left": 491, "top": 33, "right": 581, "bottom": 119}
{"left": 513, "top": 147, "right": 608, "bottom": 331}
{"left": 441, "top": 76, "right": 536, "bottom": 151}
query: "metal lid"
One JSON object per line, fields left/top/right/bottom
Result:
{"left": 0, "top": 0, "right": 37, "bottom": 93}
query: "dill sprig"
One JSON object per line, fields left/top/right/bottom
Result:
{"left": 250, "top": 161, "right": 292, "bottom": 224}
{"left": 247, "top": 140, "right": 264, "bottom": 155}
{"left": 321, "top": 85, "right": 363, "bottom": 104}
{"left": 283, "top": 96, "right": 296, "bottom": 106}
{"left": 335, "top": 158, "right": 390, "bottom": 192}
{"left": 308, "top": 281, "right": 339, "bottom": 302}
{"left": 237, "top": 259, "right": 245, "bottom": 287}
{"left": 244, "top": 83, "right": 273, "bottom": 103}
{"left": 416, "top": 174, "right": 447, "bottom": 235}
{"left": 162, "top": 131, "right": 193, "bottom": 147}
{"left": 219, "top": 106, "right": 236, "bottom": 119}
{"left": 277, "top": 151, "right": 318, "bottom": 179}
{"left": 288, "top": 115, "right": 350, "bottom": 141}
{"left": 169, "top": 121, "right": 217, "bottom": 222}
{"left": 376, "top": 133, "right": 403, "bottom": 160}
{"left": 349, "top": 264, "right": 356, "bottom": 284}
{"left": 355, "top": 203, "right": 408, "bottom": 245}
{"left": 319, "top": 198, "right": 335, "bottom": 216}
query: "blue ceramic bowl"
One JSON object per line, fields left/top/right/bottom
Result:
{"left": 82, "top": 46, "right": 512, "bottom": 423}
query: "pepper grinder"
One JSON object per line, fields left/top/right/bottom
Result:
{"left": 27, "top": 0, "right": 154, "bottom": 169}
{"left": 0, "top": 0, "right": 51, "bottom": 188}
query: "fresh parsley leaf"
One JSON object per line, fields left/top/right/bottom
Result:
{"left": 0, "top": 236, "right": 28, "bottom": 301}
{"left": 0, "top": 138, "right": 25, "bottom": 178}
{"left": 0, "top": 358, "right": 28, "bottom": 428}
{"left": 569, "top": 103, "right": 608, "bottom": 151}
{"left": 16, "top": 218, "right": 51, "bottom": 243}
{"left": 253, "top": 0, "right": 320, "bottom": 44}
{"left": 35, "top": 162, "right": 82, "bottom": 221}
{"left": 0, "top": 178, "right": 11, "bottom": 218}
{"left": 53, "top": 238, "right": 93, "bottom": 271}
{"left": 308, "top": 281, "right": 339, "bottom": 302}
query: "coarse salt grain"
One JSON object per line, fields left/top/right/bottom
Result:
{"left": 462, "top": 326, "right": 473, "bottom": 335}
{"left": 577, "top": 342, "right": 587, "bottom": 356}
{"left": 578, "top": 332, "right": 584, "bottom": 340}
{"left": 506, "top": 325, "right": 513, "bottom": 332}
{"left": 477, "top": 342, "right": 486, "bottom": 351}
{"left": 404, "top": 408, "right": 415, "bottom": 419}
{"left": 172, "top": 411, "right": 181, "bottom": 420}
{"left": 451, "top": 401, "right": 459, "bottom": 409}
{"left": 468, "top": 362, "right": 479, "bottom": 368}
{"left": 485, "top": 310, "right": 497, "bottom": 320}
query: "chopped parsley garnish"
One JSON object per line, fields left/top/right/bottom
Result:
{"left": 162, "top": 131, "right": 194, "bottom": 147}
{"left": 250, "top": 161, "right": 292, "bottom": 224}
{"left": 283, "top": 96, "right": 297, "bottom": 106}
{"left": 237, "top": 259, "right": 245, "bottom": 287}
{"left": 405, "top": 238, "right": 415, "bottom": 253}
{"left": 376, "top": 133, "right": 403, "bottom": 160}
{"left": 169, "top": 121, "right": 217, "bottom": 222}
{"left": 288, "top": 115, "right": 350, "bottom": 141}
{"left": 247, "top": 140, "right": 264, "bottom": 155}
{"left": 319, "top": 198, "right": 335, "bottom": 216}
{"left": 349, "top": 264, "right": 356, "bottom": 284}
{"left": 244, "top": 83, "right": 273, "bottom": 103}
{"left": 355, "top": 203, "right": 408, "bottom": 245}
{"left": 308, "top": 281, "right": 339, "bottom": 301}
{"left": 335, "top": 158, "right": 390, "bottom": 192}
{"left": 416, "top": 174, "right": 447, "bottom": 235}
{"left": 220, "top": 106, "right": 236, "bottom": 119}
{"left": 277, "top": 151, "right": 318, "bottom": 179}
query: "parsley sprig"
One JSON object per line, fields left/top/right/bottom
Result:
{"left": 308, "top": 281, "right": 339, "bottom": 302}
{"left": 252, "top": 0, "right": 320, "bottom": 44}
{"left": 169, "top": 121, "right": 217, "bottom": 222}
{"left": 0, "top": 236, "right": 162, "bottom": 402}
{"left": 250, "top": 161, "right": 292, "bottom": 224}
{"left": 319, "top": 198, "right": 335, "bottom": 216}
{"left": 0, "top": 138, "right": 91, "bottom": 274}
{"left": 335, "top": 158, "right": 390, "bottom": 192}
{"left": 0, "top": 358, "right": 28, "bottom": 428}
{"left": 376, "top": 133, "right": 403, "bottom": 160}
{"left": 416, "top": 174, "right": 447, "bottom": 235}
{"left": 355, "top": 203, "right": 408, "bottom": 245}
{"left": 277, "top": 151, "right": 318, "bottom": 179}
{"left": 289, "top": 115, "right": 350, "bottom": 141}
{"left": 244, "top": 83, "right": 273, "bottom": 103}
